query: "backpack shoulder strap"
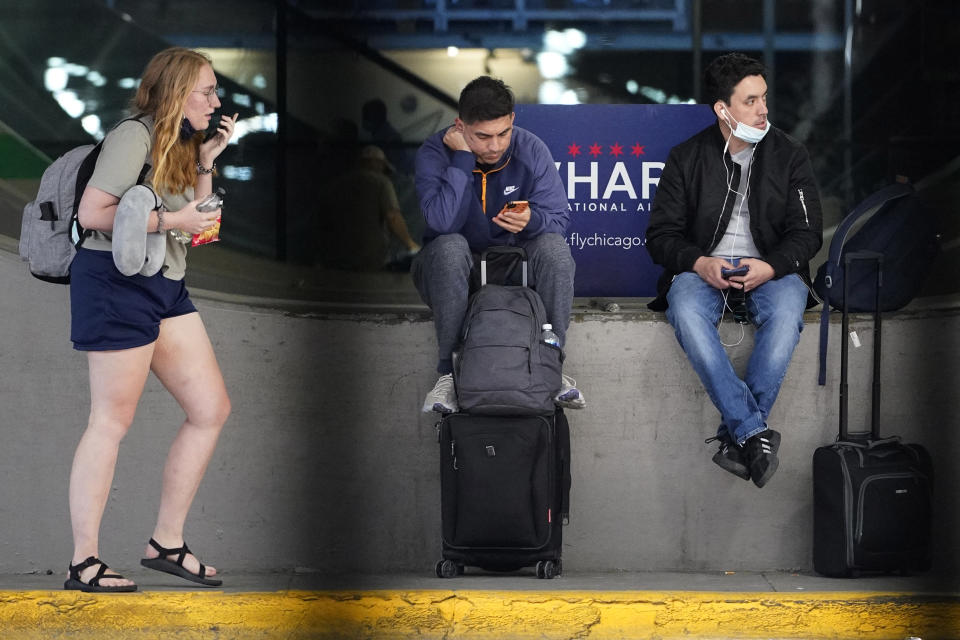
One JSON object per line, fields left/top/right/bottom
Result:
{"left": 116, "top": 114, "right": 150, "bottom": 131}
{"left": 122, "top": 114, "right": 153, "bottom": 179}
{"left": 71, "top": 142, "right": 107, "bottom": 249}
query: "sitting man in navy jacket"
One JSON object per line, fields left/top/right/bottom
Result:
{"left": 413, "top": 75, "right": 584, "bottom": 414}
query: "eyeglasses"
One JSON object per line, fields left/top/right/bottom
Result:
{"left": 192, "top": 85, "right": 219, "bottom": 100}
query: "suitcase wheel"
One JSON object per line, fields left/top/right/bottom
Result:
{"left": 435, "top": 560, "right": 463, "bottom": 578}
{"left": 535, "top": 560, "right": 560, "bottom": 579}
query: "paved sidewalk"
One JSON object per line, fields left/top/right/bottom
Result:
{"left": 1, "top": 569, "right": 958, "bottom": 639}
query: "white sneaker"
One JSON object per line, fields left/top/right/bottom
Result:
{"left": 555, "top": 373, "right": 585, "bottom": 409}
{"left": 422, "top": 373, "right": 458, "bottom": 414}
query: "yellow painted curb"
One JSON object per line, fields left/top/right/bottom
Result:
{"left": 0, "top": 590, "right": 957, "bottom": 639}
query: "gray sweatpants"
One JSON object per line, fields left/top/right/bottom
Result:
{"left": 412, "top": 233, "right": 576, "bottom": 374}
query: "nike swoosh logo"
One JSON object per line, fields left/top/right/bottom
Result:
{"left": 503, "top": 186, "right": 518, "bottom": 195}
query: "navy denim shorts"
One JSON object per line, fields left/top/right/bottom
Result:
{"left": 70, "top": 248, "right": 197, "bottom": 351}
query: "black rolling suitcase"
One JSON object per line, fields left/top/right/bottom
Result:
{"left": 436, "top": 408, "right": 571, "bottom": 579}
{"left": 812, "top": 251, "right": 934, "bottom": 577}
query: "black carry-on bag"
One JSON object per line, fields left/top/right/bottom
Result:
{"left": 436, "top": 408, "right": 571, "bottom": 579}
{"left": 812, "top": 251, "right": 934, "bottom": 577}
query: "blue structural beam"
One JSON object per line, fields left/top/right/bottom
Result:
{"left": 165, "top": 30, "right": 842, "bottom": 53}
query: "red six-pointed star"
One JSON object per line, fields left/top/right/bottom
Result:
{"left": 588, "top": 142, "right": 603, "bottom": 157}
{"left": 631, "top": 143, "right": 646, "bottom": 157}
{"left": 567, "top": 142, "right": 581, "bottom": 156}
{"left": 610, "top": 142, "right": 624, "bottom": 157}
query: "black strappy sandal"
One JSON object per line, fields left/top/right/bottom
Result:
{"left": 140, "top": 538, "right": 222, "bottom": 587}
{"left": 64, "top": 556, "right": 137, "bottom": 592}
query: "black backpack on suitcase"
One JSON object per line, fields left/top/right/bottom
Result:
{"left": 453, "top": 247, "right": 563, "bottom": 416}
{"left": 436, "top": 409, "right": 571, "bottom": 579}
{"left": 812, "top": 251, "right": 934, "bottom": 577}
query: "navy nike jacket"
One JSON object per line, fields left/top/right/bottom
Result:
{"left": 415, "top": 126, "right": 570, "bottom": 252}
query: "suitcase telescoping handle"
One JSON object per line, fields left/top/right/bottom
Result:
{"left": 480, "top": 246, "right": 527, "bottom": 287}
{"left": 839, "top": 250, "right": 882, "bottom": 441}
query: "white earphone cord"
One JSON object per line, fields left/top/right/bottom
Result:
{"left": 716, "top": 135, "right": 756, "bottom": 347}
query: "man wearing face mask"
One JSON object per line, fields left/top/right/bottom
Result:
{"left": 413, "top": 75, "right": 583, "bottom": 415}
{"left": 645, "top": 52, "right": 823, "bottom": 488}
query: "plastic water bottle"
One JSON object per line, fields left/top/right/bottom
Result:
{"left": 170, "top": 188, "right": 225, "bottom": 244}
{"left": 197, "top": 187, "right": 226, "bottom": 213}
{"left": 541, "top": 323, "right": 560, "bottom": 346}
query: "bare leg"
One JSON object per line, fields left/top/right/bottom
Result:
{"left": 68, "top": 343, "right": 155, "bottom": 588}
{"left": 142, "top": 312, "right": 230, "bottom": 577}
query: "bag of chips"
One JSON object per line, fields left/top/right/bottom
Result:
{"left": 191, "top": 188, "right": 225, "bottom": 246}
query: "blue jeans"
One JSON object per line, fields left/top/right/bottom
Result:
{"left": 665, "top": 269, "right": 808, "bottom": 445}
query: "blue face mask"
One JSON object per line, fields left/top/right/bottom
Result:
{"left": 722, "top": 108, "right": 770, "bottom": 144}
{"left": 180, "top": 117, "right": 197, "bottom": 141}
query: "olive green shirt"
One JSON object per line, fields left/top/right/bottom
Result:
{"left": 84, "top": 116, "right": 192, "bottom": 280}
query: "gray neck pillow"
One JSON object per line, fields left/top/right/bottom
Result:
{"left": 112, "top": 184, "right": 167, "bottom": 277}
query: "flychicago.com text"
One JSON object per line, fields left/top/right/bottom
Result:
{"left": 567, "top": 232, "right": 646, "bottom": 251}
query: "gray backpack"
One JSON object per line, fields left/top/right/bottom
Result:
{"left": 19, "top": 117, "right": 149, "bottom": 284}
{"left": 453, "top": 247, "right": 563, "bottom": 416}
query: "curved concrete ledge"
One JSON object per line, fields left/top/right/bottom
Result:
{"left": 1, "top": 589, "right": 957, "bottom": 639}
{"left": 5, "top": 235, "right": 958, "bottom": 319}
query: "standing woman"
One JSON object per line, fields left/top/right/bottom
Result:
{"left": 64, "top": 47, "right": 236, "bottom": 592}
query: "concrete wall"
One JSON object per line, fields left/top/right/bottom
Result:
{"left": 1, "top": 241, "right": 957, "bottom": 577}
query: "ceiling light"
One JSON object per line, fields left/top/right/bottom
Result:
{"left": 537, "top": 51, "right": 569, "bottom": 80}
{"left": 44, "top": 67, "right": 68, "bottom": 92}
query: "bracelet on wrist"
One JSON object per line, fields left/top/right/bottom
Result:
{"left": 156, "top": 209, "right": 166, "bottom": 233}
{"left": 197, "top": 160, "right": 215, "bottom": 175}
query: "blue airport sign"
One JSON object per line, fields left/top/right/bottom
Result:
{"left": 515, "top": 104, "right": 715, "bottom": 297}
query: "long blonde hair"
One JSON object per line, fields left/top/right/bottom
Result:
{"left": 132, "top": 47, "right": 212, "bottom": 195}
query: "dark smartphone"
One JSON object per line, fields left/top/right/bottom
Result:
{"left": 204, "top": 112, "right": 239, "bottom": 142}
{"left": 505, "top": 200, "right": 528, "bottom": 209}
{"left": 721, "top": 265, "right": 749, "bottom": 279}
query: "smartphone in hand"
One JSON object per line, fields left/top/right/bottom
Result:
{"left": 498, "top": 200, "right": 529, "bottom": 216}
{"left": 721, "top": 265, "right": 749, "bottom": 279}
{"left": 204, "top": 112, "right": 240, "bottom": 143}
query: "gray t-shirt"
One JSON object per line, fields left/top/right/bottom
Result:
{"left": 711, "top": 145, "right": 761, "bottom": 261}
{"left": 84, "top": 116, "right": 192, "bottom": 280}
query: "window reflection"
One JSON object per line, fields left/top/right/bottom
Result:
{"left": 1, "top": 1, "right": 955, "bottom": 305}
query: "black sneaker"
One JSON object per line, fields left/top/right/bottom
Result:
{"left": 705, "top": 434, "right": 750, "bottom": 480}
{"left": 744, "top": 429, "right": 781, "bottom": 488}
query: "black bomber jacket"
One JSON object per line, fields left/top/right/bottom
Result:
{"left": 645, "top": 123, "right": 823, "bottom": 311}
